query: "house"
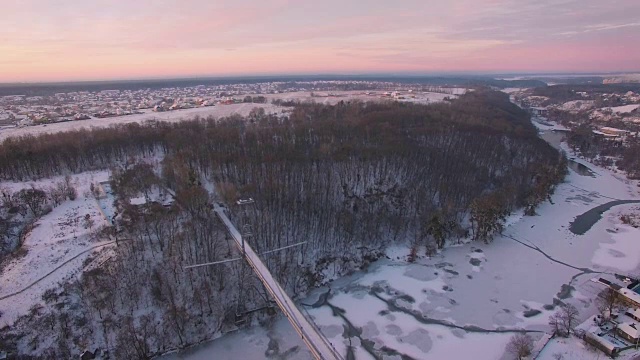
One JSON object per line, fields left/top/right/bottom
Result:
{"left": 530, "top": 107, "right": 548, "bottom": 117}
{"left": 618, "top": 287, "right": 640, "bottom": 308}
{"left": 595, "top": 277, "right": 622, "bottom": 290}
{"left": 584, "top": 331, "right": 621, "bottom": 357}
{"left": 626, "top": 308, "right": 640, "bottom": 322}
{"left": 617, "top": 322, "right": 640, "bottom": 343}
{"left": 600, "top": 127, "right": 630, "bottom": 137}
{"left": 80, "top": 350, "right": 95, "bottom": 360}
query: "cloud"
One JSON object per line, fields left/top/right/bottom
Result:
{"left": 0, "top": 0, "right": 638, "bottom": 81}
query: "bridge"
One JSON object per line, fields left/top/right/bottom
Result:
{"left": 212, "top": 205, "right": 343, "bottom": 360}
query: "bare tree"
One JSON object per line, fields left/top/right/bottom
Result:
{"left": 549, "top": 311, "right": 565, "bottom": 336}
{"left": 0, "top": 187, "right": 14, "bottom": 209}
{"left": 560, "top": 304, "right": 580, "bottom": 336}
{"left": 596, "top": 287, "right": 620, "bottom": 319}
{"left": 49, "top": 185, "right": 64, "bottom": 207}
{"left": 83, "top": 214, "right": 95, "bottom": 230}
{"left": 506, "top": 333, "right": 534, "bottom": 360}
{"left": 18, "top": 186, "right": 48, "bottom": 216}
{"left": 63, "top": 175, "right": 77, "bottom": 200}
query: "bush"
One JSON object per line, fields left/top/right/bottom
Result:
{"left": 67, "top": 186, "right": 77, "bottom": 201}
{"left": 42, "top": 288, "right": 59, "bottom": 303}
{"left": 41, "top": 205, "right": 53, "bottom": 216}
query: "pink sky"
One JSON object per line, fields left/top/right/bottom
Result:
{"left": 1, "top": 0, "right": 639, "bottom": 82}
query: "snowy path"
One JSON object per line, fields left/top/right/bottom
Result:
{"left": 0, "top": 239, "right": 117, "bottom": 301}
{"left": 213, "top": 206, "right": 343, "bottom": 360}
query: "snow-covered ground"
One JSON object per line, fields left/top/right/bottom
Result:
{"left": 0, "top": 170, "right": 115, "bottom": 327}
{"left": 538, "top": 336, "right": 602, "bottom": 360}
{"left": 608, "top": 104, "right": 640, "bottom": 114}
{"left": 558, "top": 100, "right": 596, "bottom": 112}
{"left": 0, "top": 103, "right": 285, "bottom": 142}
{"left": 0, "top": 90, "right": 464, "bottom": 143}
{"left": 163, "top": 318, "right": 314, "bottom": 360}
{"left": 167, "top": 119, "right": 640, "bottom": 359}
{"left": 261, "top": 90, "right": 462, "bottom": 106}
{"left": 501, "top": 88, "right": 524, "bottom": 94}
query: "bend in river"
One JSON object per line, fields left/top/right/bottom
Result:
{"left": 569, "top": 200, "right": 640, "bottom": 235}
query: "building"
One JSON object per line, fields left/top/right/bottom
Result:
{"left": 617, "top": 322, "right": 640, "bottom": 343}
{"left": 619, "top": 287, "right": 640, "bottom": 308}
{"left": 530, "top": 107, "right": 548, "bottom": 117}
{"left": 626, "top": 308, "right": 640, "bottom": 322}
{"left": 600, "top": 127, "right": 630, "bottom": 137}
{"left": 584, "top": 331, "right": 621, "bottom": 357}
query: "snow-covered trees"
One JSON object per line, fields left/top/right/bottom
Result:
{"left": 17, "top": 187, "right": 47, "bottom": 216}
{"left": 423, "top": 212, "right": 456, "bottom": 249}
{"left": 470, "top": 192, "right": 509, "bottom": 243}
{"left": 549, "top": 304, "right": 580, "bottom": 337}
{"left": 596, "top": 287, "right": 621, "bottom": 319}
{"left": 0, "top": 90, "right": 568, "bottom": 357}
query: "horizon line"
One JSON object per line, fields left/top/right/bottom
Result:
{"left": 2, "top": 70, "right": 640, "bottom": 86}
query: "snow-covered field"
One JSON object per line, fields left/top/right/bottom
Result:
{"left": 558, "top": 100, "right": 596, "bottom": 112}
{"left": 538, "top": 336, "right": 602, "bottom": 360}
{"left": 163, "top": 318, "right": 315, "bottom": 360}
{"left": 0, "top": 103, "right": 285, "bottom": 142}
{"left": 0, "top": 170, "right": 115, "bottom": 327}
{"left": 0, "top": 90, "right": 463, "bottom": 143}
{"left": 608, "top": 104, "right": 640, "bottom": 114}
{"left": 168, "top": 121, "right": 640, "bottom": 359}
{"left": 261, "top": 90, "right": 462, "bottom": 105}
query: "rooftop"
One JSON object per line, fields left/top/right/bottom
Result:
{"left": 585, "top": 329, "right": 620, "bottom": 351}
{"left": 618, "top": 322, "right": 640, "bottom": 340}
{"left": 620, "top": 288, "right": 640, "bottom": 305}
{"left": 627, "top": 308, "right": 640, "bottom": 320}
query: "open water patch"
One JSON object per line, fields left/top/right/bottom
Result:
{"left": 569, "top": 200, "right": 640, "bottom": 235}
{"left": 568, "top": 160, "right": 596, "bottom": 177}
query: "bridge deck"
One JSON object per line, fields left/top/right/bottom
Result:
{"left": 214, "top": 206, "right": 342, "bottom": 360}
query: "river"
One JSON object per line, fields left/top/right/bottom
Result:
{"left": 538, "top": 128, "right": 640, "bottom": 235}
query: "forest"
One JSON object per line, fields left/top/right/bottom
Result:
{"left": 532, "top": 83, "right": 640, "bottom": 104}
{"left": 566, "top": 125, "right": 640, "bottom": 179}
{"left": 0, "top": 90, "right": 566, "bottom": 358}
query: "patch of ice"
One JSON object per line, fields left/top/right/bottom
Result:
{"left": 592, "top": 225, "right": 640, "bottom": 272}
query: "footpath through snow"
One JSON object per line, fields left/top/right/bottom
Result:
{"left": 0, "top": 171, "right": 115, "bottom": 327}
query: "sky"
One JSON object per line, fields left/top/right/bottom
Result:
{"left": 1, "top": 0, "right": 639, "bottom": 82}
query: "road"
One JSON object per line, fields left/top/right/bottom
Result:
{"left": 213, "top": 205, "right": 342, "bottom": 360}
